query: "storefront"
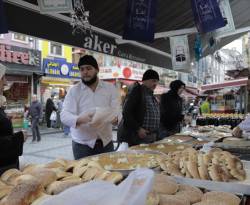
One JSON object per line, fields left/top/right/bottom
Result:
{"left": 0, "top": 43, "right": 41, "bottom": 127}
{"left": 201, "top": 78, "right": 248, "bottom": 114}
{"left": 41, "top": 58, "right": 80, "bottom": 105}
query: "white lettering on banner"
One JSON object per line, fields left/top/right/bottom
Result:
{"left": 83, "top": 34, "right": 146, "bottom": 63}
{"left": 83, "top": 37, "right": 92, "bottom": 49}
{"left": 117, "top": 50, "right": 146, "bottom": 62}
{"left": 83, "top": 35, "right": 117, "bottom": 55}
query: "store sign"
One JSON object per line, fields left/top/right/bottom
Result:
{"left": 43, "top": 58, "right": 80, "bottom": 79}
{"left": 98, "top": 66, "right": 144, "bottom": 81}
{"left": 0, "top": 44, "right": 41, "bottom": 67}
{"left": 170, "top": 35, "right": 191, "bottom": 72}
{"left": 81, "top": 32, "right": 168, "bottom": 68}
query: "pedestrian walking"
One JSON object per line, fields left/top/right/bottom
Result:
{"left": 45, "top": 95, "right": 57, "bottom": 128}
{"left": 28, "top": 95, "right": 42, "bottom": 142}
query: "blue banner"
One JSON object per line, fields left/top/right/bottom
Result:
{"left": 0, "top": 0, "right": 8, "bottom": 34}
{"left": 123, "top": 0, "right": 157, "bottom": 42}
{"left": 43, "top": 58, "right": 80, "bottom": 79}
{"left": 191, "top": 0, "right": 226, "bottom": 33}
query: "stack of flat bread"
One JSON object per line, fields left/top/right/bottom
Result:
{"left": 88, "top": 151, "right": 160, "bottom": 170}
{"left": 146, "top": 174, "right": 241, "bottom": 205}
{"left": 158, "top": 148, "right": 246, "bottom": 182}
{"left": 130, "top": 143, "right": 191, "bottom": 155}
{"left": 0, "top": 158, "right": 123, "bottom": 205}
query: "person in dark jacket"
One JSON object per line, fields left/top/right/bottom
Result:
{"left": 159, "top": 80, "right": 186, "bottom": 139}
{"left": 120, "top": 69, "right": 160, "bottom": 146}
{"left": 45, "top": 95, "right": 57, "bottom": 128}
{"left": 28, "top": 95, "right": 42, "bottom": 142}
{"left": 0, "top": 64, "right": 27, "bottom": 174}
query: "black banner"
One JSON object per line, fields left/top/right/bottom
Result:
{"left": 5, "top": 2, "right": 170, "bottom": 68}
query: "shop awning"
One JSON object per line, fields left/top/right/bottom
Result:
{"left": 3, "top": 0, "right": 250, "bottom": 69}
{"left": 201, "top": 78, "right": 248, "bottom": 91}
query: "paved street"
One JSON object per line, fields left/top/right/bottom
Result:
{"left": 21, "top": 133, "right": 73, "bottom": 168}
{"left": 20, "top": 131, "right": 118, "bottom": 169}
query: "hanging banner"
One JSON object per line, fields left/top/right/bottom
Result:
{"left": 0, "top": 0, "right": 8, "bottom": 34}
{"left": 37, "top": 0, "right": 73, "bottom": 14}
{"left": 214, "top": 0, "right": 235, "bottom": 38}
{"left": 123, "top": 0, "right": 157, "bottom": 42}
{"left": 191, "top": 0, "right": 226, "bottom": 33}
{"left": 170, "top": 35, "right": 191, "bottom": 72}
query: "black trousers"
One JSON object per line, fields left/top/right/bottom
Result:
{"left": 72, "top": 139, "right": 114, "bottom": 160}
{"left": 31, "top": 117, "right": 41, "bottom": 141}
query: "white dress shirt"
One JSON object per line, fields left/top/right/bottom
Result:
{"left": 239, "top": 115, "right": 250, "bottom": 132}
{"left": 61, "top": 80, "right": 119, "bottom": 148}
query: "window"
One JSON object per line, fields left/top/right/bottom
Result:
{"left": 12, "top": 33, "right": 28, "bottom": 43}
{"left": 49, "top": 42, "right": 63, "bottom": 56}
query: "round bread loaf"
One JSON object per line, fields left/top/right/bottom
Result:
{"left": 159, "top": 194, "right": 190, "bottom": 205}
{"left": 153, "top": 174, "right": 179, "bottom": 195}
{"left": 176, "top": 184, "right": 203, "bottom": 204}
{"left": 3, "top": 179, "right": 43, "bottom": 205}
{"left": 202, "top": 191, "right": 240, "bottom": 205}
{"left": 146, "top": 192, "right": 160, "bottom": 205}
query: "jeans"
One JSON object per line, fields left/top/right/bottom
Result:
{"left": 72, "top": 139, "right": 114, "bottom": 160}
{"left": 31, "top": 117, "right": 41, "bottom": 141}
{"left": 63, "top": 125, "right": 70, "bottom": 135}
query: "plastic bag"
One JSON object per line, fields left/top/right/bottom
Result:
{"left": 117, "top": 142, "right": 129, "bottom": 151}
{"left": 40, "top": 168, "right": 154, "bottom": 205}
{"left": 89, "top": 107, "right": 119, "bottom": 128}
{"left": 50, "top": 111, "right": 57, "bottom": 121}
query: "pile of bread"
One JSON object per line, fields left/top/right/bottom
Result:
{"left": 147, "top": 174, "right": 241, "bottom": 205}
{"left": 158, "top": 148, "right": 246, "bottom": 182}
{"left": 0, "top": 158, "right": 123, "bottom": 205}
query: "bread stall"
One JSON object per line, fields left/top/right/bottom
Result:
{"left": 1, "top": 141, "right": 250, "bottom": 205}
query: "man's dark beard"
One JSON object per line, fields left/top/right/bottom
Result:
{"left": 81, "top": 75, "right": 97, "bottom": 86}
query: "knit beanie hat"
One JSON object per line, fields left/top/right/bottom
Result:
{"left": 142, "top": 69, "right": 159, "bottom": 81}
{"left": 0, "top": 63, "right": 6, "bottom": 80}
{"left": 78, "top": 55, "right": 99, "bottom": 70}
{"left": 170, "top": 80, "right": 186, "bottom": 93}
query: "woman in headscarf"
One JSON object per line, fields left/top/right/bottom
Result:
{"left": 0, "top": 64, "right": 27, "bottom": 174}
{"left": 159, "top": 80, "right": 186, "bottom": 139}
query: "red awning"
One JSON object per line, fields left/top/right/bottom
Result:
{"left": 201, "top": 78, "right": 248, "bottom": 91}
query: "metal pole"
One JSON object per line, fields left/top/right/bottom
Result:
{"left": 245, "top": 86, "right": 248, "bottom": 115}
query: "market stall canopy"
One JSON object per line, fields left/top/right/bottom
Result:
{"left": 3, "top": 0, "right": 250, "bottom": 68}
{"left": 201, "top": 78, "right": 248, "bottom": 91}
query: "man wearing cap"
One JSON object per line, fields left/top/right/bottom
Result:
{"left": 0, "top": 64, "right": 27, "bottom": 174}
{"left": 120, "top": 69, "right": 160, "bottom": 146}
{"left": 61, "top": 55, "right": 119, "bottom": 159}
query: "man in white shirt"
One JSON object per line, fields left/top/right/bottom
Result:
{"left": 232, "top": 116, "right": 250, "bottom": 137}
{"left": 61, "top": 55, "right": 119, "bottom": 159}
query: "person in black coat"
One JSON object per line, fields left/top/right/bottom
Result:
{"left": 118, "top": 69, "right": 160, "bottom": 146}
{"left": 0, "top": 64, "right": 27, "bottom": 175}
{"left": 45, "top": 95, "right": 57, "bottom": 128}
{"left": 159, "top": 80, "right": 186, "bottom": 139}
